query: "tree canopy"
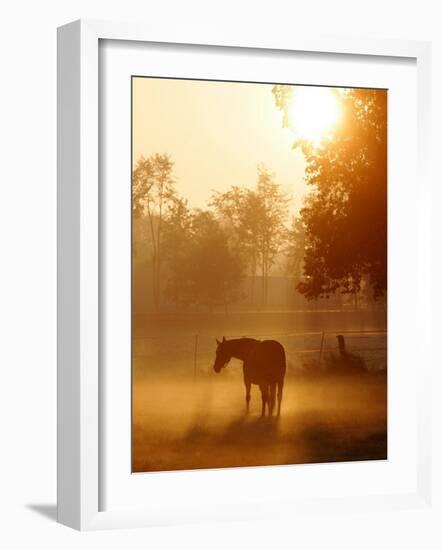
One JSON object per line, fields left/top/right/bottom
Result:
{"left": 211, "top": 165, "right": 289, "bottom": 306}
{"left": 273, "top": 86, "right": 387, "bottom": 299}
{"left": 164, "top": 208, "right": 244, "bottom": 310}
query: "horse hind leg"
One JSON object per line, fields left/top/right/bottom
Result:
{"left": 259, "top": 384, "right": 268, "bottom": 417}
{"left": 269, "top": 383, "right": 277, "bottom": 417}
{"left": 277, "top": 381, "right": 284, "bottom": 416}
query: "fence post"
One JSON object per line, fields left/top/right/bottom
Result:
{"left": 319, "top": 331, "right": 325, "bottom": 362}
{"left": 337, "top": 334, "right": 346, "bottom": 356}
{"left": 193, "top": 334, "right": 198, "bottom": 377}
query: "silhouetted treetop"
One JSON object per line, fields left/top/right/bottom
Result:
{"left": 211, "top": 165, "right": 290, "bottom": 306}
{"left": 132, "top": 153, "right": 177, "bottom": 310}
{"left": 273, "top": 86, "right": 387, "bottom": 299}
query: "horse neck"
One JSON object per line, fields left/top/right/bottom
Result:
{"left": 228, "top": 339, "right": 255, "bottom": 361}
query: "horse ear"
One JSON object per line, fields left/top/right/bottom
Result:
{"left": 216, "top": 338, "right": 221, "bottom": 345}
{"left": 222, "top": 336, "right": 226, "bottom": 342}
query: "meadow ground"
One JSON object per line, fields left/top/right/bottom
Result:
{"left": 132, "top": 310, "right": 387, "bottom": 472}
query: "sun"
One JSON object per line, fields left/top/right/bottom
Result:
{"left": 288, "top": 86, "right": 341, "bottom": 145}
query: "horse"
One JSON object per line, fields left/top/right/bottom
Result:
{"left": 212, "top": 337, "right": 286, "bottom": 416}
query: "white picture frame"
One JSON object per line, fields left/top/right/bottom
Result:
{"left": 57, "top": 19, "right": 432, "bottom": 531}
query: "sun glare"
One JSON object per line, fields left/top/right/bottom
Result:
{"left": 288, "top": 86, "right": 341, "bottom": 145}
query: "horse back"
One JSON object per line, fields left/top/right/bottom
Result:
{"left": 244, "top": 339, "right": 286, "bottom": 383}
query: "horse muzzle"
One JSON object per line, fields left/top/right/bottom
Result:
{"left": 213, "top": 362, "right": 226, "bottom": 373}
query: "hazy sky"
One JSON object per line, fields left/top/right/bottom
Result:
{"left": 132, "top": 77, "right": 308, "bottom": 215}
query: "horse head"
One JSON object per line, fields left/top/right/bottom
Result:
{"left": 213, "top": 337, "right": 231, "bottom": 373}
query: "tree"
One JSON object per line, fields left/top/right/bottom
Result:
{"left": 273, "top": 86, "right": 387, "bottom": 300}
{"left": 285, "top": 216, "right": 306, "bottom": 301}
{"left": 212, "top": 166, "right": 289, "bottom": 307}
{"left": 161, "top": 196, "right": 194, "bottom": 308}
{"left": 211, "top": 186, "right": 260, "bottom": 304}
{"left": 132, "top": 154, "right": 176, "bottom": 311}
{"left": 255, "top": 165, "right": 290, "bottom": 305}
{"left": 164, "top": 210, "right": 244, "bottom": 310}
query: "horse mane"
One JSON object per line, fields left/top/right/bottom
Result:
{"left": 225, "top": 337, "right": 260, "bottom": 361}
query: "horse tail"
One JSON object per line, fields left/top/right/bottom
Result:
{"left": 277, "top": 344, "right": 286, "bottom": 415}
{"left": 281, "top": 345, "right": 287, "bottom": 375}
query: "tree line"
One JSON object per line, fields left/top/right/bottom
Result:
{"left": 133, "top": 87, "right": 387, "bottom": 312}
{"left": 133, "top": 158, "right": 293, "bottom": 311}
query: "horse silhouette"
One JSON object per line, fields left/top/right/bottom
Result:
{"left": 213, "top": 337, "right": 286, "bottom": 416}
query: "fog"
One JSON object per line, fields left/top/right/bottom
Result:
{"left": 132, "top": 310, "right": 387, "bottom": 472}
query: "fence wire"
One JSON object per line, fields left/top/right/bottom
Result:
{"left": 133, "top": 329, "right": 387, "bottom": 373}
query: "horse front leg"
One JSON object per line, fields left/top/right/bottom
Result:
{"left": 269, "top": 383, "right": 276, "bottom": 416}
{"left": 245, "top": 381, "right": 251, "bottom": 414}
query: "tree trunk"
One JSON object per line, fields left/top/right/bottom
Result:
{"left": 155, "top": 185, "right": 164, "bottom": 312}
{"left": 146, "top": 210, "right": 159, "bottom": 312}
{"left": 261, "top": 255, "right": 266, "bottom": 307}
{"left": 250, "top": 256, "right": 256, "bottom": 308}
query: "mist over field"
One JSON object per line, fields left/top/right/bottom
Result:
{"left": 132, "top": 310, "right": 387, "bottom": 472}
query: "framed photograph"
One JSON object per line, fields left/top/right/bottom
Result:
{"left": 57, "top": 19, "right": 432, "bottom": 530}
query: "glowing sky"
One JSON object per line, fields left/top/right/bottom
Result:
{"left": 132, "top": 77, "right": 309, "bottom": 216}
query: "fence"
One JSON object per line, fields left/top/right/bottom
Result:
{"left": 133, "top": 329, "right": 387, "bottom": 374}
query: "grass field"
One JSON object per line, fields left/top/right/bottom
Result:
{"left": 132, "top": 367, "right": 387, "bottom": 472}
{"left": 132, "top": 310, "right": 387, "bottom": 472}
